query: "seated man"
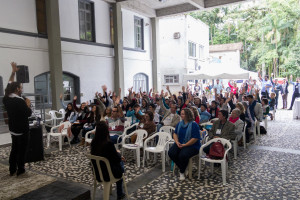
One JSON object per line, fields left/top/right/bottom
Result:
{"left": 107, "top": 106, "right": 125, "bottom": 144}
{"left": 204, "top": 110, "right": 236, "bottom": 154}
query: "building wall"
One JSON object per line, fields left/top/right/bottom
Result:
{"left": 186, "top": 15, "right": 209, "bottom": 72}
{"left": 59, "top": 0, "right": 115, "bottom": 101}
{"left": 159, "top": 15, "right": 209, "bottom": 93}
{"left": 0, "top": 0, "right": 48, "bottom": 94}
{"left": 122, "top": 9, "right": 152, "bottom": 93}
{"left": 209, "top": 50, "right": 241, "bottom": 69}
{"left": 0, "top": 0, "right": 153, "bottom": 102}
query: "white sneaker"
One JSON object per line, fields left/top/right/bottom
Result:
{"left": 179, "top": 173, "right": 185, "bottom": 181}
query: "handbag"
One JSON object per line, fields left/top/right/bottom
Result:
{"left": 208, "top": 141, "right": 225, "bottom": 159}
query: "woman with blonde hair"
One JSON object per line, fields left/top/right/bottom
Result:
{"left": 190, "top": 106, "right": 200, "bottom": 124}
{"left": 168, "top": 108, "right": 201, "bottom": 181}
{"left": 235, "top": 102, "right": 245, "bottom": 121}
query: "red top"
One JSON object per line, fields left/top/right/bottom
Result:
{"left": 228, "top": 82, "right": 238, "bottom": 95}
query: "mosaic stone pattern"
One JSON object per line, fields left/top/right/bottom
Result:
{"left": 0, "top": 109, "right": 299, "bottom": 199}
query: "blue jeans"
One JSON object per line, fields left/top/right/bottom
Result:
{"left": 110, "top": 135, "right": 122, "bottom": 144}
{"left": 168, "top": 144, "right": 199, "bottom": 173}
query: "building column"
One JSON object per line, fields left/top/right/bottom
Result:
{"left": 113, "top": 3, "right": 124, "bottom": 97}
{"left": 46, "top": 0, "right": 63, "bottom": 110}
{"left": 151, "top": 17, "right": 160, "bottom": 93}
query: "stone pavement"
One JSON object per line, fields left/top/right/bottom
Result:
{"left": 0, "top": 109, "right": 299, "bottom": 199}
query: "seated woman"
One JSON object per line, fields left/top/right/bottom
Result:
{"left": 208, "top": 101, "right": 219, "bottom": 120}
{"left": 131, "top": 110, "right": 156, "bottom": 143}
{"left": 148, "top": 103, "right": 160, "bottom": 124}
{"left": 70, "top": 96, "right": 90, "bottom": 144}
{"left": 190, "top": 106, "right": 200, "bottom": 124}
{"left": 59, "top": 94, "right": 78, "bottom": 140}
{"left": 91, "top": 121, "right": 126, "bottom": 200}
{"left": 168, "top": 108, "right": 201, "bottom": 181}
{"left": 229, "top": 108, "right": 245, "bottom": 142}
{"left": 80, "top": 105, "right": 100, "bottom": 145}
{"left": 235, "top": 102, "right": 246, "bottom": 122}
{"left": 104, "top": 107, "right": 112, "bottom": 120}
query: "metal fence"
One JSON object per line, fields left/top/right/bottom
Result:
{"left": 0, "top": 93, "right": 46, "bottom": 134}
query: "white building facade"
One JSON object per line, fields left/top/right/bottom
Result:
{"left": 0, "top": 0, "right": 153, "bottom": 107}
{"left": 159, "top": 15, "right": 209, "bottom": 92}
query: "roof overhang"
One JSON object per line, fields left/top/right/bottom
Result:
{"left": 103, "top": 0, "right": 249, "bottom": 18}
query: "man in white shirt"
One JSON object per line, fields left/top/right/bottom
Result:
{"left": 213, "top": 79, "right": 223, "bottom": 95}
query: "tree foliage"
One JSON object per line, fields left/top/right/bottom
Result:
{"left": 190, "top": 0, "right": 300, "bottom": 78}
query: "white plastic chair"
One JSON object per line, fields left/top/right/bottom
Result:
{"left": 231, "top": 122, "right": 247, "bottom": 159}
{"left": 173, "top": 154, "right": 198, "bottom": 179}
{"left": 242, "top": 123, "right": 247, "bottom": 149}
{"left": 85, "top": 129, "right": 96, "bottom": 146}
{"left": 49, "top": 110, "right": 64, "bottom": 126}
{"left": 253, "top": 119, "right": 261, "bottom": 142}
{"left": 159, "top": 126, "right": 175, "bottom": 163}
{"left": 59, "top": 108, "right": 66, "bottom": 119}
{"left": 122, "top": 129, "right": 148, "bottom": 168}
{"left": 47, "top": 121, "right": 72, "bottom": 151}
{"left": 143, "top": 132, "right": 171, "bottom": 172}
{"left": 117, "top": 123, "right": 139, "bottom": 151}
{"left": 263, "top": 115, "right": 268, "bottom": 131}
{"left": 86, "top": 154, "right": 129, "bottom": 200}
{"left": 198, "top": 138, "right": 232, "bottom": 185}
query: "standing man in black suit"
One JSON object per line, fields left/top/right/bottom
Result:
{"left": 288, "top": 75, "right": 300, "bottom": 110}
{"left": 3, "top": 62, "right": 32, "bottom": 176}
{"left": 281, "top": 78, "right": 289, "bottom": 109}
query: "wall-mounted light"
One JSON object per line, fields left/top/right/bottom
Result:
{"left": 145, "top": 23, "right": 150, "bottom": 26}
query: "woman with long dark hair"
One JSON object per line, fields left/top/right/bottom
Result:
{"left": 91, "top": 122, "right": 126, "bottom": 200}
{"left": 80, "top": 105, "right": 100, "bottom": 145}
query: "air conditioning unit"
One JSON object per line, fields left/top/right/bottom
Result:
{"left": 173, "top": 32, "right": 181, "bottom": 39}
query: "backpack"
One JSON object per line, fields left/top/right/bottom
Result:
{"left": 208, "top": 141, "right": 225, "bottom": 159}
{"left": 260, "top": 126, "right": 267, "bottom": 134}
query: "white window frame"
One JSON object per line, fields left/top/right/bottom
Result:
{"left": 199, "top": 45, "right": 204, "bottom": 60}
{"left": 188, "top": 41, "right": 196, "bottom": 58}
{"left": 164, "top": 75, "right": 179, "bottom": 85}
{"left": 134, "top": 16, "right": 144, "bottom": 50}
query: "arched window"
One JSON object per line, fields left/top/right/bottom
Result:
{"left": 133, "top": 73, "right": 148, "bottom": 93}
{"left": 34, "top": 72, "right": 80, "bottom": 108}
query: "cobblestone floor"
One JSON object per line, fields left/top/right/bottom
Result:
{"left": 0, "top": 109, "right": 299, "bottom": 199}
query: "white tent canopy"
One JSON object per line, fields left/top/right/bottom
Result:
{"left": 183, "top": 63, "right": 251, "bottom": 81}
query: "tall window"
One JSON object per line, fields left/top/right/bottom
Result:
{"left": 164, "top": 75, "right": 179, "bottom": 84}
{"left": 79, "top": 0, "right": 95, "bottom": 42}
{"left": 133, "top": 73, "right": 148, "bottom": 93}
{"left": 36, "top": 0, "right": 47, "bottom": 35}
{"left": 134, "top": 16, "right": 144, "bottom": 50}
{"left": 199, "top": 45, "right": 204, "bottom": 60}
{"left": 188, "top": 41, "right": 196, "bottom": 57}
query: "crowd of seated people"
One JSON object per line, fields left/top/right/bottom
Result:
{"left": 52, "top": 75, "right": 295, "bottom": 182}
